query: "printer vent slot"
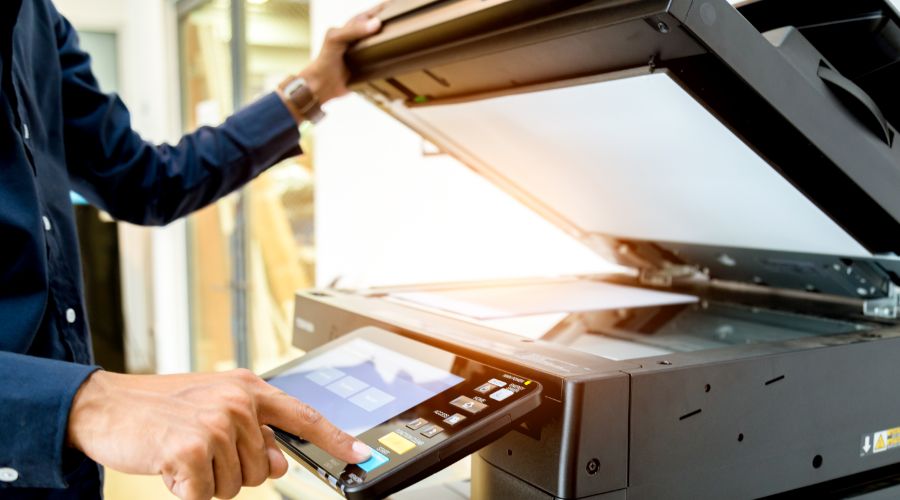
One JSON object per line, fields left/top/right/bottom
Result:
{"left": 385, "top": 77, "right": 420, "bottom": 101}
{"left": 423, "top": 69, "right": 451, "bottom": 88}
{"left": 765, "top": 375, "right": 786, "bottom": 386}
{"left": 679, "top": 409, "right": 702, "bottom": 421}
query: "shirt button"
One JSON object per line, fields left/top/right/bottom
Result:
{"left": 42, "top": 216, "right": 52, "bottom": 231}
{"left": 0, "top": 467, "right": 18, "bottom": 482}
{"left": 66, "top": 308, "right": 77, "bottom": 324}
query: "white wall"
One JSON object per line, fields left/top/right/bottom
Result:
{"left": 311, "top": 1, "right": 615, "bottom": 289}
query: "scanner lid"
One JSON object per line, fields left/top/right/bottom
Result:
{"left": 347, "top": 0, "right": 900, "bottom": 302}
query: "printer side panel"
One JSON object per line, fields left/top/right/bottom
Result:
{"left": 627, "top": 335, "right": 900, "bottom": 499}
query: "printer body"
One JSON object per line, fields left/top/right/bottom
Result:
{"left": 292, "top": 0, "right": 900, "bottom": 498}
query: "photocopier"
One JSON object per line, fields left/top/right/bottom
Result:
{"left": 289, "top": 0, "right": 900, "bottom": 497}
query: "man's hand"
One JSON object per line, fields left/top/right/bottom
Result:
{"left": 67, "top": 369, "right": 371, "bottom": 500}
{"left": 293, "top": 4, "right": 385, "bottom": 106}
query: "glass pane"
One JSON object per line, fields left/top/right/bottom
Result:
{"left": 244, "top": 0, "right": 312, "bottom": 372}
{"left": 180, "top": 0, "right": 237, "bottom": 372}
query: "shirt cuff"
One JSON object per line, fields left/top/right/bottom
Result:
{"left": 228, "top": 92, "right": 304, "bottom": 174}
{"left": 0, "top": 353, "right": 99, "bottom": 489}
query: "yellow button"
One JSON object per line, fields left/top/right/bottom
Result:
{"left": 378, "top": 432, "right": 416, "bottom": 455}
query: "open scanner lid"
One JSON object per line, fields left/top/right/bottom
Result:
{"left": 345, "top": 0, "right": 900, "bottom": 304}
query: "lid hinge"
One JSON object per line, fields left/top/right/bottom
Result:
{"left": 863, "top": 283, "right": 900, "bottom": 319}
{"left": 639, "top": 264, "right": 707, "bottom": 287}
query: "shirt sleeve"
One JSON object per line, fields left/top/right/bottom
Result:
{"left": 0, "top": 352, "right": 98, "bottom": 489}
{"left": 53, "top": 10, "right": 302, "bottom": 226}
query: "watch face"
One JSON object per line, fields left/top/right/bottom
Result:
{"left": 286, "top": 77, "right": 308, "bottom": 96}
{"left": 286, "top": 78, "right": 325, "bottom": 123}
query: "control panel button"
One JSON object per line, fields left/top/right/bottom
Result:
{"left": 420, "top": 425, "right": 444, "bottom": 438}
{"left": 358, "top": 448, "right": 389, "bottom": 472}
{"left": 490, "top": 388, "right": 514, "bottom": 401}
{"left": 443, "top": 413, "right": 467, "bottom": 426}
{"left": 450, "top": 396, "right": 488, "bottom": 414}
{"left": 488, "top": 378, "right": 507, "bottom": 388}
{"left": 378, "top": 432, "right": 417, "bottom": 455}
{"left": 406, "top": 417, "right": 428, "bottom": 430}
{"left": 475, "top": 383, "right": 497, "bottom": 394}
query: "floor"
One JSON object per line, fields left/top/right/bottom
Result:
{"left": 103, "top": 469, "right": 283, "bottom": 500}
{"left": 103, "top": 456, "right": 471, "bottom": 499}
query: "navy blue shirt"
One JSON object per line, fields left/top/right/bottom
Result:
{"left": 1, "top": 0, "right": 302, "bottom": 497}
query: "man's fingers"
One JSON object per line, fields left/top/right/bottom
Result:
{"left": 261, "top": 425, "right": 289, "bottom": 479}
{"left": 162, "top": 474, "right": 176, "bottom": 496}
{"left": 236, "top": 426, "right": 271, "bottom": 487}
{"left": 169, "top": 467, "right": 214, "bottom": 500}
{"left": 327, "top": 3, "right": 384, "bottom": 47}
{"left": 212, "top": 445, "right": 243, "bottom": 499}
{"left": 326, "top": 15, "right": 382, "bottom": 45}
{"left": 258, "top": 391, "right": 371, "bottom": 464}
{"left": 161, "top": 435, "right": 215, "bottom": 500}
{"left": 350, "top": 2, "right": 387, "bottom": 24}
{"left": 363, "top": 2, "right": 387, "bottom": 19}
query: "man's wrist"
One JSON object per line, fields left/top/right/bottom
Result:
{"left": 278, "top": 72, "right": 326, "bottom": 125}
{"left": 277, "top": 87, "right": 305, "bottom": 124}
{"left": 296, "top": 69, "right": 324, "bottom": 102}
{"left": 67, "top": 370, "right": 112, "bottom": 451}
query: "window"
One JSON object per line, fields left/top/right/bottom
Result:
{"left": 178, "top": 0, "right": 311, "bottom": 373}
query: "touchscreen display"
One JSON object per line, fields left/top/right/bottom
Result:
{"left": 265, "top": 327, "right": 542, "bottom": 499}
{"left": 267, "top": 338, "right": 464, "bottom": 436}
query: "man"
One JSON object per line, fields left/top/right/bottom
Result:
{"left": 1, "top": 1, "right": 383, "bottom": 498}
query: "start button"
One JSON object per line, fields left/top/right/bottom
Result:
{"left": 378, "top": 432, "right": 416, "bottom": 455}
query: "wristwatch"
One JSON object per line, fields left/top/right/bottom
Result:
{"left": 283, "top": 76, "right": 325, "bottom": 124}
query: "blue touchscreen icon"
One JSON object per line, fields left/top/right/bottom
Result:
{"left": 358, "top": 448, "right": 389, "bottom": 473}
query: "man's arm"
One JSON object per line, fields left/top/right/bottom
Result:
{"left": 54, "top": 4, "right": 381, "bottom": 226}
{"left": 51, "top": 4, "right": 385, "bottom": 500}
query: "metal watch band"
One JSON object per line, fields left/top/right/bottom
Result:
{"left": 284, "top": 77, "right": 325, "bottom": 124}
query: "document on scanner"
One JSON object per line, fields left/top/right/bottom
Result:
{"left": 390, "top": 280, "right": 697, "bottom": 320}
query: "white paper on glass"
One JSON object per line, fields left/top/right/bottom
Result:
{"left": 390, "top": 280, "right": 697, "bottom": 320}
{"left": 564, "top": 334, "right": 675, "bottom": 361}
{"left": 478, "top": 313, "right": 571, "bottom": 340}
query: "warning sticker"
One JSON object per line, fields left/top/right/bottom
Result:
{"left": 860, "top": 427, "right": 900, "bottom": 457}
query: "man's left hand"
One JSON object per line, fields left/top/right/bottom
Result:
{"left": 295, "top": 4, "right": 385, "bottom": 106}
